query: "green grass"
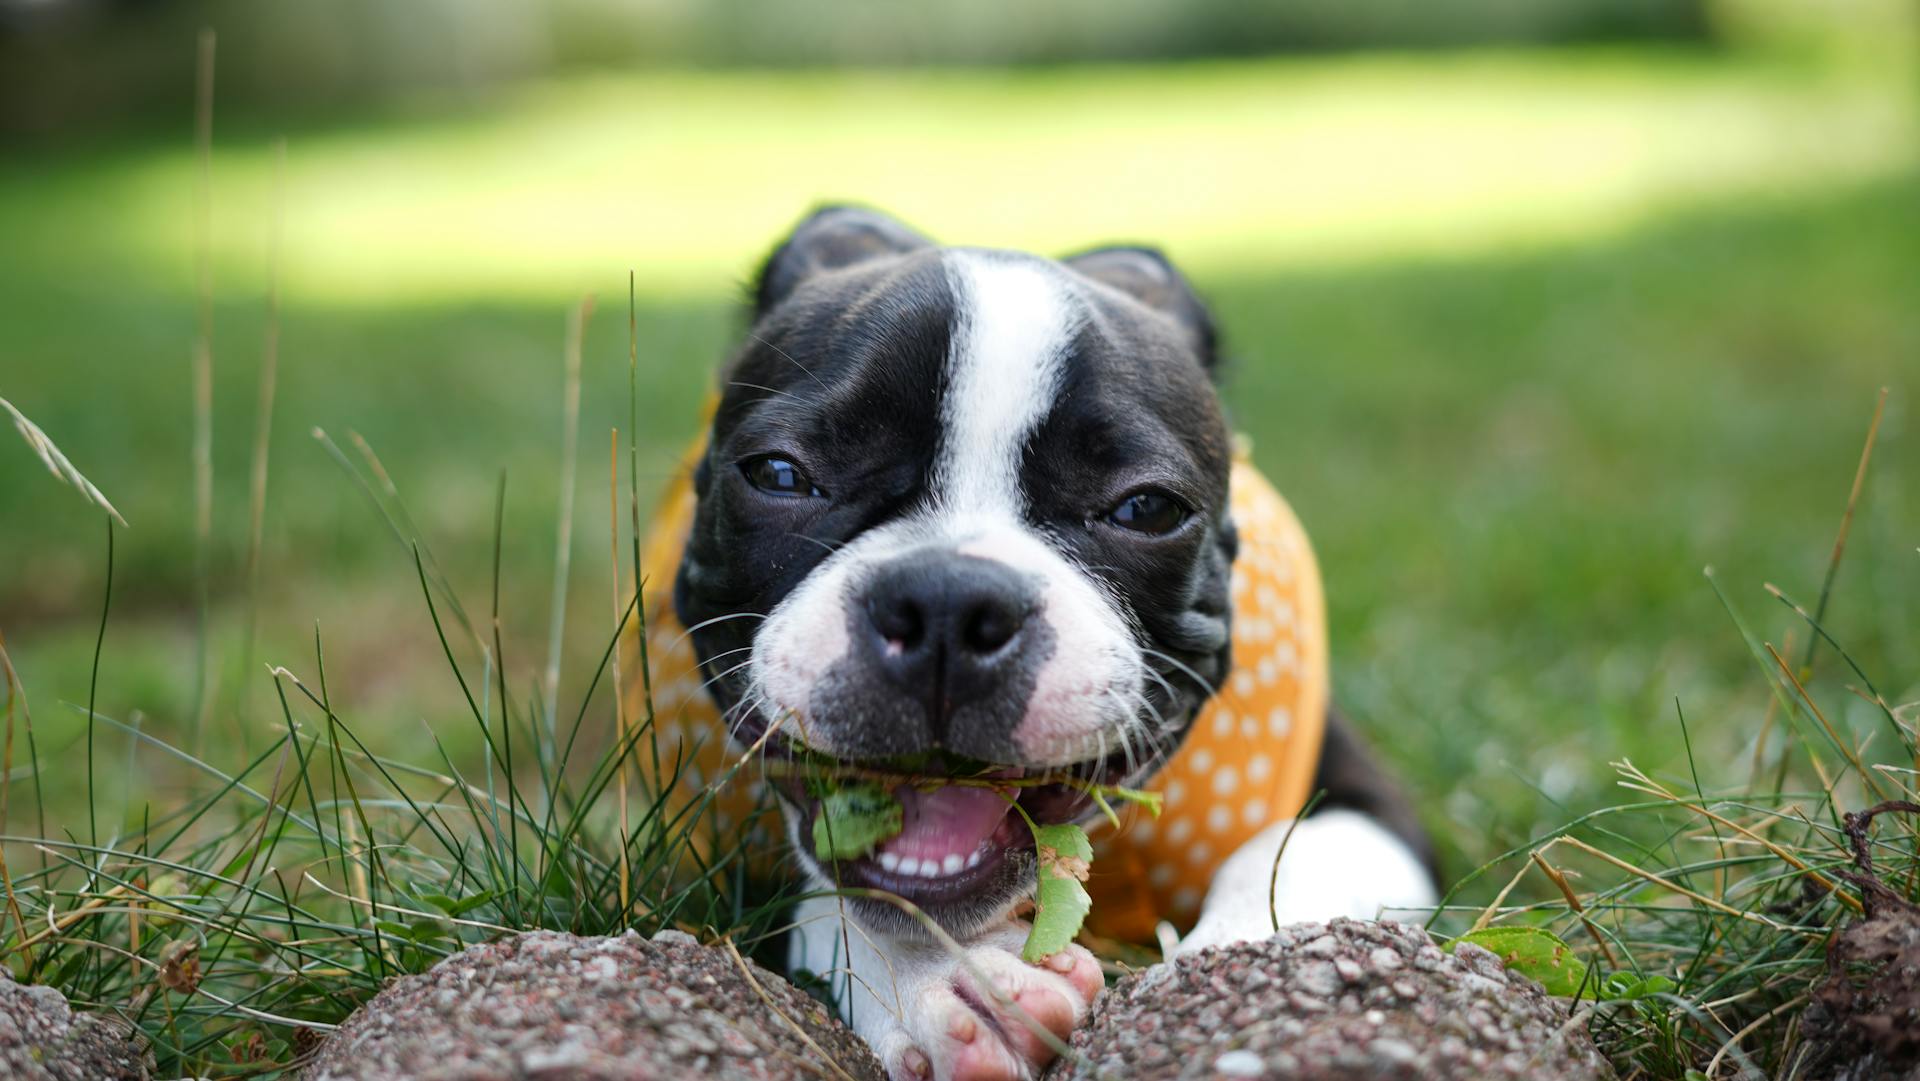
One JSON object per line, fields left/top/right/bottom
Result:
{"left": 6, "top": 167, "right": 1913, "bottom": 868}
{"left": 1, "top": 46, "right": 1917, "bottom": 1078}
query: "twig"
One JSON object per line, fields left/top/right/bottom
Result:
{"left": 1551, "top": 837, "right": 1788, "bottom": 930}
{"left": 1530, "top": 849, "right": 1617, "bottom": 966}
{"left": 1614, "top": 760, "right": 1861, "bottom": 914}
{"left": 721, "top": 937, "right": 857, "bottom": 1081}
{"left": 1704, "top": 993, "right": 1806, "bottom": 1079}
{"left": 1765, "top": 642, "right": 1891, "bottom": 805}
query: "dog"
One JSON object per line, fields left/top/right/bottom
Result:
{"left": 626, "top": 206, "right": 1437, "bottom": 1081}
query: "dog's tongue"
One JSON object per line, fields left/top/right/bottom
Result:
{"left": 878, "top": 784, "right": 1014, "bottom": 865}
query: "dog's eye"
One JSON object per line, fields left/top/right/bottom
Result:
{"left": 1108, "top": 490, "right": 1188, "bottom": 534}
{"left": 741, "top": 456, "right": 826, "bottom": 498}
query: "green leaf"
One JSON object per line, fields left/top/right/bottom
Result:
{"left": 415, "top": 892, "right": 460, "bottom": 914}
{"left": 444, "top": 890, "right": 497, "bottom": 917}
{"left": 1021, "top": 822, "right": 1093, "bottom": 963}
{"left": 1599, "top": 971, "right": 1677, "bottom": 1001}
{"left": 1449, "top": 927, "right": 1589, "bottom": 998}
{"left": 811, "top": 783, "right": 904, "bottom": 861}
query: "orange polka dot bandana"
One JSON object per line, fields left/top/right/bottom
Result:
{"left": 622, "top": 443, "right": 1327, "bottom": 944}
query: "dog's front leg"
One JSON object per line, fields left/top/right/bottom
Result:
{"left": 1175, "top": 809, "right": 1436, "bottom": 958}
{"left": 789, "top": 895, "right": 1104, "bottom": 1081}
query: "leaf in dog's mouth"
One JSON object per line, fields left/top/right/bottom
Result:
{"left": 1021, "top": 821, "right": 1094, "bottom": 962}
{"left": 795, "top": 758, "right": 1160, "bottom": 961}
{"left": 810, "top": 782, "right": 906, "bottom": 861}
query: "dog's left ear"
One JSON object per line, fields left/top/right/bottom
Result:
{"left": 754, "top": 205, "right": 934, "bottom": 317}
{"left": 1064, "top": 246, "right": 1217, "bottom": 370}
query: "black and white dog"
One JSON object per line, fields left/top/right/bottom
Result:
{"left": 671, "top": 207, "right": 1436, "bottom": 1081}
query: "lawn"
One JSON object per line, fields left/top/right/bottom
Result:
{"left": 2, "top": 45, "right": 1915, "bottom": 890}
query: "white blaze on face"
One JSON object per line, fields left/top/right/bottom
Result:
{"left": 748, "top": 251, "right": 1144, "bottom": 764}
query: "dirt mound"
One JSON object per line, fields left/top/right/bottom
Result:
{"left": 1047, "top": 917, "right": 1613, "bottom": 1080}
{"left": 0, "top": 966, "right": 151, "bottom": 1081}
{"left": 304, "top": 928, "right": 884, "bottom": 1081}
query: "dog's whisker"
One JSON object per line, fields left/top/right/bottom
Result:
{"left": 1140, "top": 663, "right": 1180, "bottom": 704}
{"left": 1142, "top": 647, "right": 1218, "bottom": 699}
{"left": 696, "top": 644, "right": 755, "bottom": 666}
{"left": 728, "top": 379, "right": 804, "bottom": 404}
{"left": 722, "top": 693, "right": 767, "bottom": 746}
{"left": 1108, "top": 688, "right": 1167, "bottom": 780}
{"left": 784, "top": 531, "right": 844, "bottom": 556}
{"left": 666, "top": 610, "right": 767, "bottom": 651}
{"left": 700, "top": 657, "right": 755, "bottom": 692}
{"left": 746, "top": 331, "right": 829, "bottom": 391}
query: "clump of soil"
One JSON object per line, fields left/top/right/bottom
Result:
{"left": 1046, "top": 917, "right": 1613, "bottom": 1080}
{"left": 304, "top": 928, "right": 884, "bottom": 1081}
{"left": 1802, "top": 801, "right": 1920, "bottom": 1081}
{"left": 0, "top": 966, "right": 151, "bottom": 1081}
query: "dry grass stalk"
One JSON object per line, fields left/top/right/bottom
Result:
{"left": 0, "top": 397, "right": 127, "bottom": 526}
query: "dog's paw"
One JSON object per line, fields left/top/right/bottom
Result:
{"left": 861, "top": 926, "right": 1102, "bottom": 1081}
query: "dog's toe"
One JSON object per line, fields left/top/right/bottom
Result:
{"left": 948, "top": 941, "right": 1100, "bottom": 1076}
{"left": 844, "top": 924, "right": 1103, "bottom": 1081}
{"left": 946, "top": 1035, "right": 1023, "bottom": 1081}
{"left": 892, "top": 985, "right": 1021, "bottom": 1081}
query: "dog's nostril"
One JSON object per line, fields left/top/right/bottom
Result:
{"left": 863, "top": 552, "right": 1033, "bottom": 697}
{"left": 961, "top": 602, "right": 1022, "bottom": 655}
{"left": 869, "top": 596, "right": 924, "bottom": 651}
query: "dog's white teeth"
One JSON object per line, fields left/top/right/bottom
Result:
{"left": 876, "top": 849, "right": 985, "bottom": 877}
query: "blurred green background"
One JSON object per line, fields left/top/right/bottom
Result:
{"left": 2, "top": 0, "right": 1916, "bottom": 882}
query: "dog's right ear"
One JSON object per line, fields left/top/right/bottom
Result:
{"left": 1064, "top": 245, "right": 1218, "bottom": 370}
{"left": 754, "top": 206, "right": 934, "bottom": 316}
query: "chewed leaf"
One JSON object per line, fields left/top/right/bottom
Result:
{"left": 1021, "top": 822, "right": 1093, "bottom": 963}
{"left": 811, "top": 783, "right": 904, "bottom": 861}
{"left": 1449, "top": 926, "right": 1589, "bottom": 998}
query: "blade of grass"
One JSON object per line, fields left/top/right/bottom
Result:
{"left": 1795, "top": 387, "right": 1887, "bottom": 677}
{"left": 85, "top": 516, "right": 112, "bottom": 857}
{"left": 0, "top": 632, "right": 32, "bottom": 965}
{"left": 237, "top": 136, "right": 287, "bottom": 738}
{"left": 543, "top": 296, "right": 594, "bottom": 749}
{"left": 609, "top": 428, "right": 631, "bottom": 918}
{"left": 188, "top": 27, "right": 217, "bottom": 750}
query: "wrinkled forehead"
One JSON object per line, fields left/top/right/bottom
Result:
{"left": 716, "top": 247, "right": 1216, "bottom": 500}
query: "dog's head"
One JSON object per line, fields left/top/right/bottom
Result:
{"left": 674, "top": 207, "right": 1236, "bottom": 931}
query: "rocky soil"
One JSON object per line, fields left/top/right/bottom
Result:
{"left": 0, "top": 966, "right": 151, "bottom": 1081}
{"left": 302, "top": 919, "right": 1617, "bottom": 1081}
{"left": 302, "top": 928, "right": 885, "bottom": 1081}
{"left": 1046, "top": 917, "right": 1613, "bottom": 1081}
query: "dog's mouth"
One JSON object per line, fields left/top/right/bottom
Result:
{"left": 769, "top": 750, "right": 1134, "bottom": 905}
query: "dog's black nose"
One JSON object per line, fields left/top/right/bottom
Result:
{"left": 862, "top": 551, "right": 1034, "bottom": 728}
